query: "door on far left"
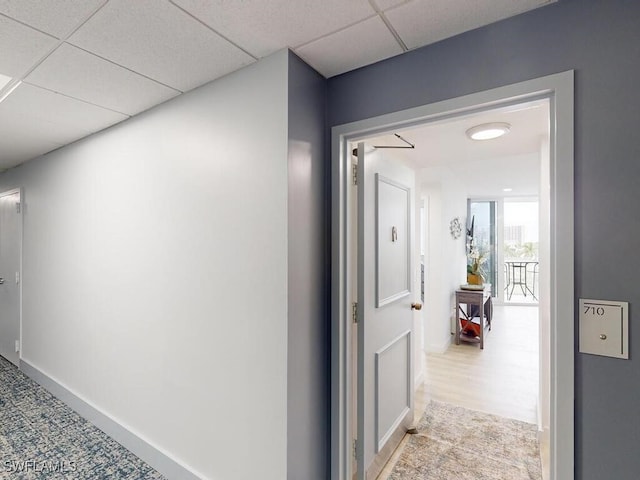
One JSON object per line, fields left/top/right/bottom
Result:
{"left": 0, "top": 189, "right": 21, "bottom": 366}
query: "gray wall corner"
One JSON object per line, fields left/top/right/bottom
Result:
{"left": 286, "top": 51, "right": 330, "bottom": 480}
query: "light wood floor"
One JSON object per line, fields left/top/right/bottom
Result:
{"left": 378, "top": 305, "right": 540, "bottom": 479}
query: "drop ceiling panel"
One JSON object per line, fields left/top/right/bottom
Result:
{"left": 296, "top": 16, "right": 403, "bottom": 78}
{"left": 0, "top": 15, "right": 57, "bottom": 77}
{"left": 0, "top": 73, "right": 10, "bottom": 89}
{"left": 67, "top": 0, "right": 255, "bottom": 91}
{"left": 0, "top": 83, "right": 128, "bottom": 143}
{"left": 0, "top": 135, "right": 62, "bottom": 170}
{"left": 374, "top": 0, "right": 412, "bottom": 11}
{"left": 385, "top": 0, "right": 553, "bottom": 49}
{"left": 26, "top": 43, "right": 180, "bottom": 116}
{"left": 0, "top": 0, "right": 559, "bottom": 169}
{"left": 0, "top": 0, "right": 106, "bottom": 39}
{"left": 172, "top": 0, "right": 376, "bottom": 58}
{"left": 0, "top": 111, "right": 68, "bottom": 146}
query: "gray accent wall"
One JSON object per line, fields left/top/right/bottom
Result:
{"left": 327, "top": 1, "right": 640, "bottom": 478}
{"left": 287, "top": 51, "right": 329, "bottom": 480}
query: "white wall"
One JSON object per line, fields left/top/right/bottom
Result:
{"left": 0, "top": 51, "right": 289, "bottom": 480}
{"left": 421, "top": 166, "right": 468, "bottom": 353}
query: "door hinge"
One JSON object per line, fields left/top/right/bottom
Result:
{"left": 15, "top": 202, "right": 20, "bottom": 214}
{"left": 352, "top": 439, "right": 358, "bottom": 460}
{"left": 352, "top": 302, "right": 358, "bottom": 323}
{"left": 352, "top": 164, "right": 358, "bottom": 186}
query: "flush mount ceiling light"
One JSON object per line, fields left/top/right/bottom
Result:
{"left": 466, "top": 122, "right": 511, "bottom": 141}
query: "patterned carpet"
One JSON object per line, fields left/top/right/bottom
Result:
{"left": 388, "top": 401, "right": 542, "bottom": 479}
{"left": 0, "top": 355, "right": 165, "bottom": 479}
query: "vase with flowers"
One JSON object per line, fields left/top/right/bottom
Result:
{"left": 465, "top": 215, "right": 488, "bottom": 285}
{"left": 467, "top": 247, "right": 487, "bottom": 285}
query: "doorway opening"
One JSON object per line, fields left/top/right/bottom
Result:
{"left": 332, "top": 72, "right": 574, "bottom": 480}
{"left": 356, "top": 101, "right": 547, "bottom": 478}
{"left": 503, "top": 199, "right": 540, "bottom": 305}
{"left": 0, "top": 188, "right": 22, "bottom": 367}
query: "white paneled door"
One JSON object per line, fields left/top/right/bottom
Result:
{"left": 0, "top": 189, "right": 21, "bottom": 366}
{"left": 357, "top": 144, "right": 415, "bottom": 480}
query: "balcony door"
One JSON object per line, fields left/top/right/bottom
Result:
{"left": 468, "top": 200, "right": 497, "bottom": 296}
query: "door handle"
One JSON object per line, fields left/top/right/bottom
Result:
{"left": 411, "top": 302, "right": 422, "bottom": 310}
{"left": 0, "top": 278, "right": 4, "bottom": 284}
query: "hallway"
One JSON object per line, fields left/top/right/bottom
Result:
{"left": 0, "top": 356, "right": 164, "bottom": 479}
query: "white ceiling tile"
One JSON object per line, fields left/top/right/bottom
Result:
{"left": 0, "top": 15, "right": 57, "bottom": 77}
{"left": 0, "top": 134, "right": 62, "bottom": 169}
{"left": 0, "top": 0, "right": 557, "bottom": 169}
{"left": 0, "top": 110, "right": 68, "bottom": 146}
{"left": 385, "top": 0, "right": 553, "bottom": 49}
{"left": 0, "top": 83, "right": 128, "bottom": 144}
{"left": 0, "top": 0, "right": 106, "bottom": 38}
{"left": 67, "top": 0, "right": 255, "bottom": 91}
{"left": 171, "top": 0, "right": 376, "bottom": 57}
{"left": 0, "top": 72, "right": 10, "bottom": 89}
{"left": 374, "top": 0, "right": 412, "bottom": 12}
{"left": 26, "top": 43, "right": 180, "bottom": 116}
{"left": 296, "top": 16, "right": 403, "bottom": 78}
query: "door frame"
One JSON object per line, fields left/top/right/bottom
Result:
{"left": 0, "top": 187, "right": 23, "bottom": 365}
{"left": 331, "top": 71, "right": 574, "bottom": 480}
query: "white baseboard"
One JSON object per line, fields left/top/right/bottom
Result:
{"left": 414, "top": 369, "right": 425, "bottom": 390}
{"left": 20, "top": 359, "right": 203, "bottom": 480}
{"left": 538, "top": 426, "right": 551, "bottom": 480}
{"left": 426, "top": 335, "right": 451, "bottom": 354}
{"left": 537, "top": 397, "right": 543, "bottom": 432}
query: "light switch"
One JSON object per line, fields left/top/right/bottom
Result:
{"left": 579, "top": 299, "right": 628, "bottom": 359}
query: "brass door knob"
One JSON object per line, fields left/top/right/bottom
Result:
{"left": 411, "top": 302, "right": 422, "bottom": 310}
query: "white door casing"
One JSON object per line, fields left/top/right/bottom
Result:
{"left": 0, "top": 189, "right": 22, "bottom": 366}
{"left": 357, "top": 144, "right": 415, "bottom": 480}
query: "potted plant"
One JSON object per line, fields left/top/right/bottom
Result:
{"left": 467, "top": 247, "right": 487, "bottom": 285}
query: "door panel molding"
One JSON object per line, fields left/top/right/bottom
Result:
{"left": 375, "top": 174, "right": 411, "bottom": 307}
{"left": 375, "top": 330, "right": 411, "bottom": 452}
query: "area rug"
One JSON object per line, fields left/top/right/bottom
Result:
{"left": 388, "top": 401, "right": 542, "bottom": 479}
{"left": 0, "top": 355, "right": 165, "bottom": 479}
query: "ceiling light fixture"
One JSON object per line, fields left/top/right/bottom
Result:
{"left": 503, "top": 188, "right": 513, "bottom": 192}
{"left": 466, "top": 122, "right": 511, "bottom": 141}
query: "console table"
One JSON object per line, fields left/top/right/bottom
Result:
{"left": 455, "top": 286, "right": 493, "bottom": 349}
